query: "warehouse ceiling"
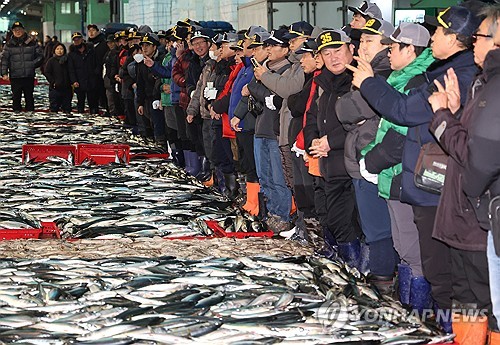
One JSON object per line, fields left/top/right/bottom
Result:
{"left": 0, "top": 0, "right": 48, "bottom": 19}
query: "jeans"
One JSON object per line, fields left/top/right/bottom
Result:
{"left": 254, "top": 137, "right": 291, "bottom": 221}
{"left": 488, "top": 231, "right": 500, "bottom": 330}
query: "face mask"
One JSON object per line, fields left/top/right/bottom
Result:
{"left": 209, "top": 50, "right": 217, "bottom": 60}
{"left": 133, "top": 53, "right": 144, "bottom": 63}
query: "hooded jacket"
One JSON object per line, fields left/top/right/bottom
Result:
{"left": 359, "top": 49, "right": 478, "bottom": 206}
{"left": 260, "top": 51, "right": 305, "bottom": 146}
{"left": 1, "top": 33, "right": 44, "bottom": 78}
{"left": 68, "top": 42, "right": 97, "bottom": 90}
{"left": 362, "top": 48, "right": 435, "bottom": 199}
{"left": 336, "top": 48, "right": 391, "bottom": 179}
{"left": 43, "top": 55, "right": 71, "bottom": 91}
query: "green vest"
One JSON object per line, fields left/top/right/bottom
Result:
{"left": 361, "top": 48, "right": 435, "bottom": 199}
{"left": 160, "top": 52, "right": 172, "bottom": 107}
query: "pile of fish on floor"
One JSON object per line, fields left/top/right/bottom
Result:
{"left": 0, "top": 255, "right": 453, "bottom": 344}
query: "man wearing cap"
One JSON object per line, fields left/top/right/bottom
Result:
{"left": 246, "top": 28, "right": 292, "bottom": 233}
{"left": 336, "top": 18, "right": 395, "bottom": 287}
{"left": 156, "top": 30, "right": 168, "bottom": 55}
{"left": 102, "top": 34, "right": 122, "bottom": 118}
{"left": 357, "top": 22, "right": 435, "bottom": 313}
{"left": 88, "top": 24, "right": 109, "bottom": 114}
{"left": 228, "top": 26, "right": 268, "bottom": 216}
{"left": 68, "top": 32, "right": 99, "bottom": 114}
{"left": 136, "top": 33, "right": 166, "bottom": 148}
{"left": 348, "top": 1, "right": 383, "bottom": 30}
{"left": 461, "top": 6, "right": 500, "bottom": 344}
{"left": 427, "top": 6, "right": 499, "bottom": 339}
{"left": 347, "top": 5, "right": 480, "bottom": 326}
{"left": 303, "top": 29, "right": 362, "bottom": 268}
{"left": 1, "top": 21, "right": 43, "bottom": 112}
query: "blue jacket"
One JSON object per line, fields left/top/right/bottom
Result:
{"left": 229, "top": 57, "right": 254, "bottom": 131}
{"left": 360, "top": 50, "right": 477, "bottom": 206}
{"left": 150, "top": 47, "right": 181, "bottom": 104}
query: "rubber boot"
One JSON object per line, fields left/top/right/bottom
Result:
{"left": 257, "top": 192, "right": 268, "bottom": 220}
{"left": 242, "top": 182, "right": 260, "bottom": 216}
{"left": 288, "top": 210, "right": 310, "bottom": 244}
{"left": 171, "top": 149, "right": 185, "bottom": 168}
{"left": 359, "top": 241, "right": 370, "bottom": 275}
{"left": 237, "top": 173, "right": 247, "bottom": 195}
{"left": 488, "top": 330, "right": 500, "bottom": 345}
{"left": 369, "top": 238, "right": 398, "bottom": 277}
{"left": 224, "top": 173, "right": 239, "bottom": 200}
{"left": 453, "top": 313, "right": 488, "bottom": 345}
{"left": 397, "top": 264, "right": 412, "bottom": 305}
{"left": 184, "top": 151, "right": 201, "bottom": 177}
{"left": 337, "top": 240, "right": 361, "bottom": 269}
{"left": 368, "top": 274, "right": 394, "bottom": 296}
{"left": 215, "top": 168, "right": 226, "bottom": 195}
{"left": 315, "top": 227, "right": 338, "bottom": 259}
{"left": 196, "top": 156, "right": 212, "bottom": 182}
{"left": 434, "top": 307, "right": 453, "bottom": 334}
{"left": 409, "top": 276, "right": 433, "bottom": 315}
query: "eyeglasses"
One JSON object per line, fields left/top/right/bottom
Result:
{"left": 472, "top": 33, "right": 492, "bottom": 43}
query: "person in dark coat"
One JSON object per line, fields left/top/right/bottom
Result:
{"left": 428, "top": 10, "right": 499, "bottom": 340}
{"left": 43, "top": 43, "right": 72, "bottom": 113}
{"left": 0, "top": 21, "right": 43, "bottom": 111}
{"left": 42, "top": 35, "right": 58, "bottom": 73}
{"left": 87, "top": 24, "right": 109, "bottom": 114}
{"left": 337, "top": 18, "right": 397, "bottom": 291}
{"left": 119, "top": 44, "right": 141, "bottom": 131}
{"left": 304, "top": 29, "right": 363, "bottom": 269}
{"left": 347, "top": 5, "right": 480, "bottom": 332}
{"left": 103, "top": 34, "right": 122, "bottom": 117}
{"left": 68, "top": 32, "right": 99, "bottom": 114}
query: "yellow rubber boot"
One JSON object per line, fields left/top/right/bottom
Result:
{"left": 453, "top": 314, "right": 488, "bottom": 345}
{"left": 242, "top": 182, "right": 260, "bottom": 216}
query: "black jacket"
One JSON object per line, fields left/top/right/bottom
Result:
{"left": 304, "top": 67, "right": 353, "bottom": 181}
{"left": 68, "top": 43, "right": 97, "bottom": 90}
{"left": 288, "top": 73, "right": 314, "bottom": 147}
{"left": 43, "top": 55, "right": 71, "bottom": 91}
{"left": 137, "top": 50, "right": 165, "bottom": 106}
{"left": 1, "top": 34, "right": 44, "bottom": 78}
{"left": 103, "top": 47, "right": 119, "bottom": 89}
{"left": 88, "top": 33, "right": 108, "bottom": 75}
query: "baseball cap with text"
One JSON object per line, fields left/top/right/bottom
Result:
{"left": 381, "top": 22, "right": 431, "bottom": 47}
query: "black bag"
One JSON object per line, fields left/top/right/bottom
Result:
{"left": 414, "top": 127, "right": 448, "bottom": 194}
{"left": 489, "top": 195, "right": 500, "bottom": 256}
{"left": 248, "top": 95, "right": 263, "bottom": 117}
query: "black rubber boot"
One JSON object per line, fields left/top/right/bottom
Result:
{"left": 196, "top": 156, "right": 212, "bottom": 182}
{"left": 224, "top": 173, "right": 239, "bottom": 200}
{"left": 257, "top": 192, "right": 268, "bottom": 220}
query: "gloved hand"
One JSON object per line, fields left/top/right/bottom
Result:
{"left": 152, "top": 100, "right": 161, "bottom": 110}
{"left": 291, "top": 142, "right": 305, "bottom": 158}
{"left": 265, "top": 94, "right": 276, "bottom": 110}
{"left": 204, "top": 87, "right": 217, "bottom": 100}
{"left": 360, "top": 158, "right": 378, "bottom": 185}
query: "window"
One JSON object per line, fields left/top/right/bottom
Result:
{"left": 61, "top": 2, "right": 71, "bottom": 14}
{"left": 74, "top": 2, "right": 79, "bottom": 14}
{"left": 61, "top": 30, "right": 72, "bottom": 43}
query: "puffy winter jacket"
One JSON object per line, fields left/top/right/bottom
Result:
{"left": 1, "top": 34, "right": 43, "bottom": 78}
{"left": 43, "top": 55, "right": 71, "bottom": 91}
{"left": 68, "top": 43, "right": 97, "bottom": 90}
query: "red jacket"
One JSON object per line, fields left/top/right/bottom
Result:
{"left": 172, "top": 50, "right": 191, "bottom": 110}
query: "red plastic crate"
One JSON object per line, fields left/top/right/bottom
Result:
{"left": 22, "top": 144, "right": 76, "bottom": 164}
{"left": 75, "top": 144, "right": 130, "bottom": 165}
{"left": 205, "top": 220, "right": 274, "bottom": 239}
{"left": 0, "top": 222, "right": 61, "bottom": 240}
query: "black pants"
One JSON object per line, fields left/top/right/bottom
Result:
{"left": 325, "top": 178, "right": 362, "bottom": 242}
{"left": 124, "top": 98, "right": 137, "bottom": 126}
{"left": 75, "top": 87, "right": 98, "bottom": 113}
{"left": 292, "top": 153, "right": 316, "bottom": 218}
{"left": 413, "top": 205, "right": 453, "bottom": 309}
{"left": 313, "top": 176, "right": 328, "bottom": 228}
{"left": 11, "top": 77, "right": 35, "bottom": 111}
{"left": 212, "top": 125, "right": 234, "bottom": 174}
{"left": 186, "top": 118, "right": 205, "bottom": 156}
{"left": 236, "top": 131, "right": 258, "bottom": 182}
{"left": 49, "top": 88, "right": 72, "bottom": 113}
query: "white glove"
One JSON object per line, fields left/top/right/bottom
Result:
{"left": 265, "top": 94, "right": 276, "bottom": 110}
{"left": 359, "top": 158, "right": 378, "bottom": 185}
{"left": 291, "top": 142, "right": 305, "bottom": 157}
{"left": 190, "top": 90, "right": 195, "bottom": 98}
{"left": 152, "top": 100, "right": 161, "bottom": 110}
{"left": 115, "top": 84, "right": 119, "bottom": 93}
{"left": 204, "top": 88, "right": 217, "bottom": 100}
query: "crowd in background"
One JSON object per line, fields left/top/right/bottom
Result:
{"left": 0, "top": 1, "right": 500, "bottom": 343}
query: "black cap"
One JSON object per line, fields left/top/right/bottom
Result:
{"left": 425, "top": 6, "right": 480, "bottom": 37}
{"left": 315, "top": 29, "right": 351, "bottom": 51}
{"left": 106, "top": 34, "right": 115, "bottom": 42}
{"left": 190, "top": 28, "right": 216, "bottom": 42}
{"left": 263, "top": 28, "right": 290, "bottom": 46}
{"left": 172, "top": 26, "right": 190, "bottom": 40}
{"left": 247, "top": 31, "right": 271, "bottom": 49}
{"left": 87, "top": 24, "right": 99, "bottom": 31}
{"left": 284, "top": 21, "right": 314, "bottom": 40}
{"left": 127, "top": 30, "right": 143, "bottom": 41}
{"left": 11, "top": 21, "right": 24, "bottom": 30}
{"left": 177, "top": 18, "right": 201, "bottom": 28}
{"left": 359, "top": 18, "right": 395, "bottom": 36}
{"left": 140, "top": 33, "right": 160, "bottom": 46}
{"left": 295, "top": 38, "right": 318, "bottom": 54}
{"left": 71, "top": 32, "right": 84, "bottom": 40}
{"left": 157, "top": 30, "right": 167, "bottom": 38}
{"left": 230, "top": 39, "right": 245, "bottom": 51}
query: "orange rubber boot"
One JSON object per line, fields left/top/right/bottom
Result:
{"left": 453, "top": 314, "right": 488, "bottom": 345}
{"left": 290, "top": 195, "right": 297, "bottom": 215}
{"left": 488, "top": 330, "right": 500, "bottom": 345}
{"left": 242, "top": 182, "right": 259, "bottom": 216}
